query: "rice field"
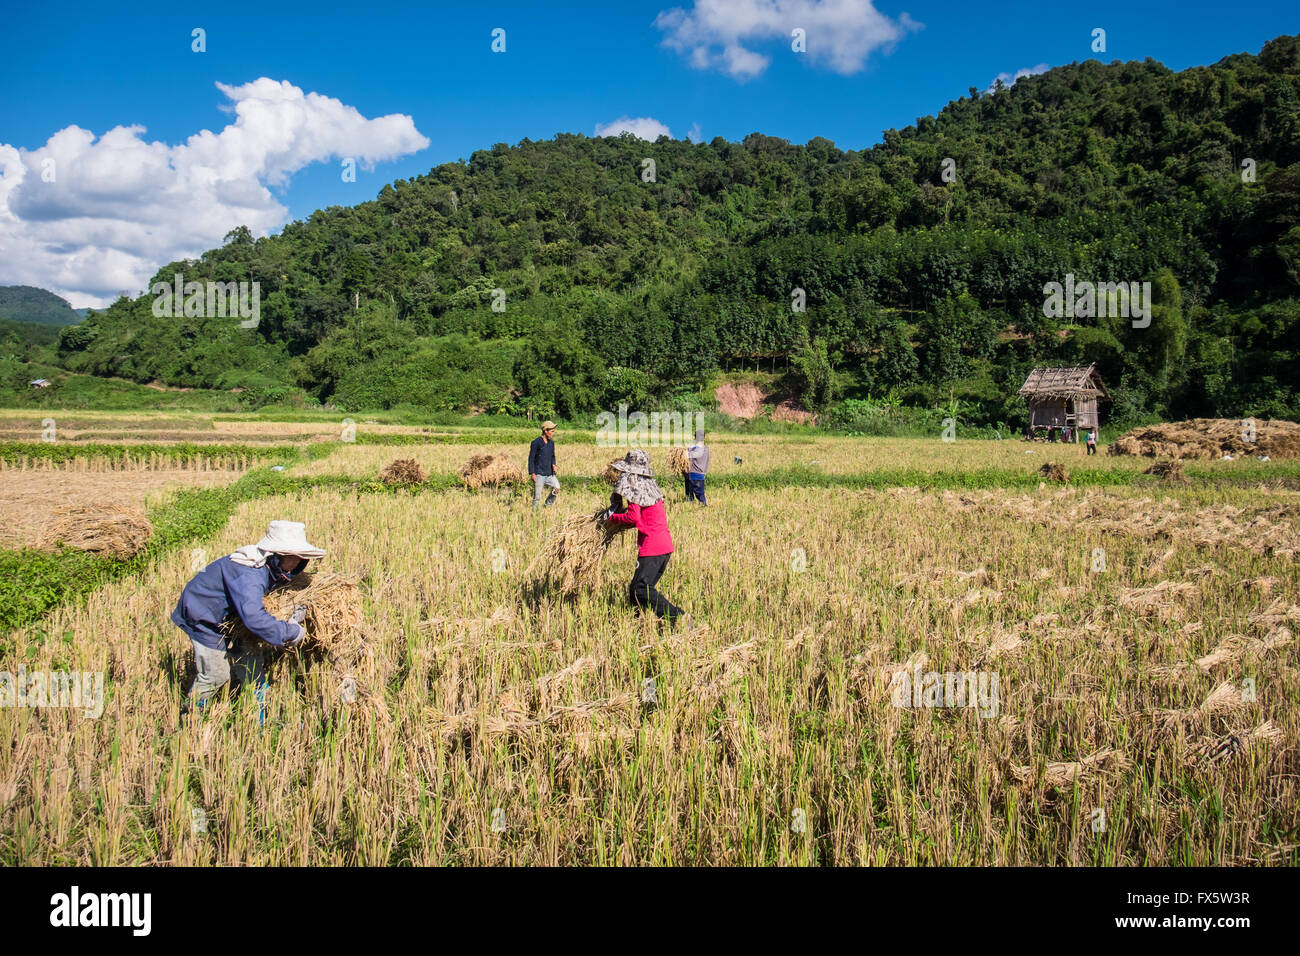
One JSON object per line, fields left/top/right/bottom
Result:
{"left": 1, "top": 425, "right": 1296, "bottom": 865}
{"left": 0, "top": 468, "right": 244, "bottom": 550}
{"left": 291, "top": 434, "right": 1179, "bottom": 480}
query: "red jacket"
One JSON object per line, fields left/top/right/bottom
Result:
{"left": 608, "top": 499, "right": 674, "bottom": 557}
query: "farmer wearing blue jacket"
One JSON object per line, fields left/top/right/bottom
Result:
{"left": 172, "top": 520, "right": 325, "bottom": 716}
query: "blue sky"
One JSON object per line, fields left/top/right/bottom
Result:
{"left": 0, "top": 0, "right": 1295, "bottom": 305}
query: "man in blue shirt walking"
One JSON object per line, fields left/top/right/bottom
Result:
{"left": 528, "top": 420, "right": 560, "bottom": 508}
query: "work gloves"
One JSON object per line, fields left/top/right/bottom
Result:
{"left": 284, "top": 606, "right": 308, "bottom": 647}
{"left": 598, "top": 508, "right": 614, "bottom": 522}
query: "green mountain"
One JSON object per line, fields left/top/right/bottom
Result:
{"left": 57, "top": 34, "right": 1300, "bottom": 424}
{"left": 0, "top": 286, "right": 81, "bottom": 326}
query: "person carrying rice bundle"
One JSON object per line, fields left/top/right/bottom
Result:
{"left": 171, "top": 520, "right": 325, "bottom": 721}
{"left": 685, "top": 426, "right": 709, "bottom": 505}
{"left": 601, "top": 450, "right": 687, "bottom": 625}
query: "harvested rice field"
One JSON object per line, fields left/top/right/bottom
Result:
{"left": 290, "top": 434, "right": 1188, "bottom": 480}
{"left": 1, "top": 423, "right": 1297, "bottom": 865}
{"left": 0, "top": 468, "right": 243, "bottom": 550}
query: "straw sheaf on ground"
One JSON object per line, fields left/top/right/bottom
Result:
{"left": 36, "top": 505, "right": 153, "bottom": 558}
{"left": 460, "top": 454, "right": 526, "bottom": 489}
{"left": 2, "top": 458, "right": 1298, "bottom": 864}
{"left": 1109, "top": 418, "right": 1300, "bottom": 460}
{"left": 378, "top": 458, "right": 427, "bottom": 486}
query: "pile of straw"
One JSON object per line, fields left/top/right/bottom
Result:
{"left": 224, "top": 571, "right": 367, "bottom": 657}
{"left": 601, "top": 459, "right": 622, "bottom": 483}
{"left": 1038, "top": 463, "right": 1070, "bottom": 483}
{"left": 525, "top": 509, "right": 631, "bottom": 598}
{"left": 667, "top": 446, "right": 690, "bottom": 475}
{"left": 1144, "top": 459, "right": 1187, "bottom": 483}
{"left": 38, "top": 505, "right": 152, "bottom": 558}
{"left": 461, "top": 454, "right": 526, "bottom": 489}
{"left": 378, "top": 458, "right": 427, "bottom": 485}
{"left": 1109, "top": 418, "right": 1300, "bottom": 459}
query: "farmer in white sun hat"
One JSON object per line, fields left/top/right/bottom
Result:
{"left": 172, "top": 520, "right": 325, "bottom": 721}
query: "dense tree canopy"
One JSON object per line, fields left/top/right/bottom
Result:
{"left": 57, "top": 35, "right": 1300, "bottom": 423}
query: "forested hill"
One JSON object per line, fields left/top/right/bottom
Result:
{"left": 56, "top": 34, "right": 1300, "bottom": 424}
{"left": 0, "top": 286, "right": 80, "bottom": 326}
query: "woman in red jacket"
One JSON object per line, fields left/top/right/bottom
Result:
{"left": 603, "top": 449, "right": 685, "bottom": 623}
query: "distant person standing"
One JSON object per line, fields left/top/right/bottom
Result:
{"left": 529, "top": 420, "right": 560, "bottom": 508}
{"left": 685, "top": 426, "right": 709, "bottom": 505}
{"left": 1086, "top": 426, "right": 1098, "bottom": 456}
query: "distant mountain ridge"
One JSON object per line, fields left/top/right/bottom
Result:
{"left": 0, "top": 286, "right": 81, "bottom": 326}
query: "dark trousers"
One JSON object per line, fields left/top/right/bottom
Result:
{"left": 684, "top": 476, "right": 707, "bottom": 504}
{"left": 1086, "top": 443, "right": 1097, "bottom": 455}
{"left": 630, "top": 553, "right": 683, "bottom": 621}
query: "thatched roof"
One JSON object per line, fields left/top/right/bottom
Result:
{"left": 1018, "top": 364, "right": 1109, "bottom": 401}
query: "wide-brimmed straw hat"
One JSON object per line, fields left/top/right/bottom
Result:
{"left": 255, "top": 520, "right": 326, "bottom": 559}
{"left": 611, "top": 450, "right": 663, "bottom": 506}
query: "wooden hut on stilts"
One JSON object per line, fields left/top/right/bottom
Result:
{"left": 1017, "top": 364, "right": 1109, "bottom": 442}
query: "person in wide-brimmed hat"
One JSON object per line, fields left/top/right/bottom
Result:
{"left": 172, "top": 520, "right": 325, "bottom": 720}
{"left": 529, "top": 420, "right": 561, "bottom": 508}
{"left": 601, "top": 450, "right": 685, "bottom": 624}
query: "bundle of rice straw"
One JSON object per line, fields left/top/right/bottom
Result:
{"left": 223, "top": 571, "right": 367, "bottom": 657}
{"left": 601, "top": 458, "right": 623, "bottom": 483}
{"left": 38, "top": 505, "right": 152, "bottom": 558}
{"left": 667, "top": 446, "right": 690, "bottom": 475}
{"left": 461, "top": 453, "right": 526, "bottom": 489}
{"left": 1038, "top": 463, "right": 1070, "bottom": 483}
{"left": 526, "top": 509, "right": 631, "bottom": 598}
{"left": 378, "top": 458, "right": 427, "bottom": 485}
{"left": 1144, "top": 459, "right": 1187, "bottom": 483}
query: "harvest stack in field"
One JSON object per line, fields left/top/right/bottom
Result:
{"left": 37, "top": 505, "right": 152, "bottom": 558}
{"left": 601, "top": 458, "right": 623, "bottom": 483}
{"left": 526, "top": 509, "right": 631, "bottom": 598}
{"left": 1109, "top": 418, "right": 1300, "bottom": 459}
{"left": 667, "top": 446, "right": 690, "bottom": 476}
{"left": 1144, "top": 460, "right": 1187, "bottom": 483}
{"left": 461, "top": 453, "right": 526, "bottom": 489}
{"left": 1038, "top": 463, "right": 1070, "bottom": 483}
{"left": 378, "top": 458, "right": 427, "bottom": 485}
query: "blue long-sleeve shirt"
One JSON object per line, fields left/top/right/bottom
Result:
{"left": 528, "top": 436, "right": 556, "bottom": 476}
{"left": 171, "top": 555, "right": 306, "bottom": 650}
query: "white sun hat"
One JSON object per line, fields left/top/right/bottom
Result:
{"left": 255, "top": 520, "right": 326, "bottom": 558}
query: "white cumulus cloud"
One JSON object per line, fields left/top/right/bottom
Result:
{"left": 655, "top": 0, "right": 922, "bottom": 80}
{"left": 0, "top": 78, "right": 430, "bottom": 308}
{"left": 593, "top": 116, "right": 674, "bottom": 140}
{"left": 985, "top": 62, "right": 1050, "bottom": 94}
